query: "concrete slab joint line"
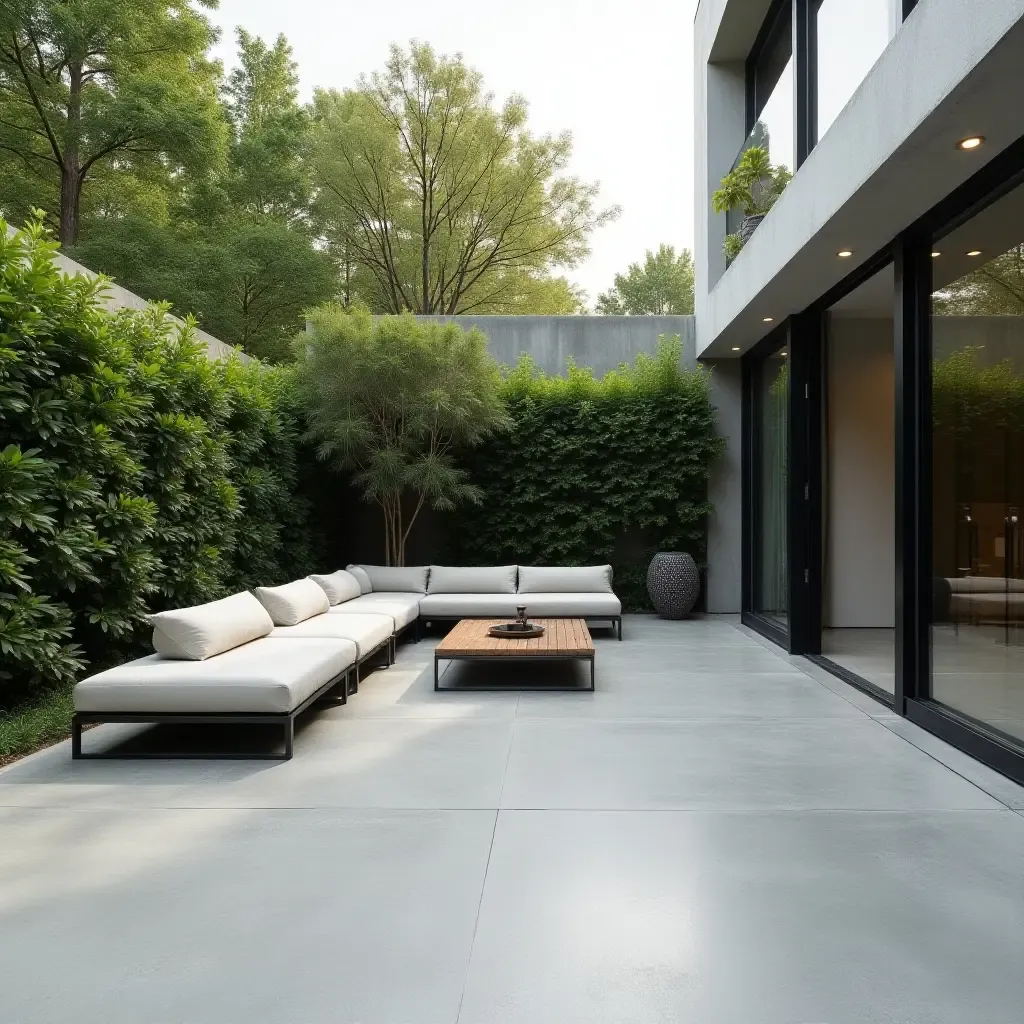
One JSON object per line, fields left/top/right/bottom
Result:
{"left": 2, "top": 615, "right": 1023, "bottom": 1023}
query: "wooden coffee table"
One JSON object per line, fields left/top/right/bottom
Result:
{"left": 434, "top": 618, "right": 595, "bottom": 691}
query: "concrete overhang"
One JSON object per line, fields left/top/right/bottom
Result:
{"left": 697, "top": 0, "right": 1024, "bottom": 358}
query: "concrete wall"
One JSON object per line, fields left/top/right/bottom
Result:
{"left": 4, "top": 223, "right": 241, "bottom": 362}
{"left": 706, "top": 358, "right": 743, "bottom": 613}
{"left": 414, "top": 315, "right": 695, "bottom": 375}
{"left": 825, "top": 317, "right": 895, "bottom": 628}
{"left": 694, "top": 0, "right": 1024, "bottom": 355}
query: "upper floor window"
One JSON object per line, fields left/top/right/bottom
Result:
{"left": 748, "top": 0, "right": 795, "bottom": 173}
{"left": 815, "top": 0, "right": 900, "bottom": 143}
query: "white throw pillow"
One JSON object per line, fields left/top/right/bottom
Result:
{"left": 149, "top": 592, "right": 273, "bottom": 661}
{"left": 254, "top": 578, "right": 330, "bottom": 626}
{"left": 351, "top": 564, "right": 430, "bottom": 594}
{"left": 517, "top": 565, "right": 614, "bottom": 594}
{"left": 309, "top": 570, "right": 362, "bottom": 605}
{"left": 427, "top": 565, "right": 518, "bottom": 594}
{"left": 345, "top": 564, "right": 372, "bottom": 594}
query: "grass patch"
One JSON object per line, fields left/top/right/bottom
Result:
{"left": 0, "top": 688, "right": 76, "bottom": 767}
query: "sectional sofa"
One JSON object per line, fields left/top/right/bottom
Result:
{"left": 71, "top": 565, "right": 621, "bottom": 759}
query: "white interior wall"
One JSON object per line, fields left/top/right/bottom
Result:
{"left": 825, "top": 316, "right": 895, "bottom": 628}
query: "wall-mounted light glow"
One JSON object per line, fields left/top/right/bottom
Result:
{"left": 837, "top": 250, "right": 853, "bottom": 258}
{"left": 957, "top": 135, "right": 985, "bottom": 151}
{"left": 967, "top": 250, "right": 982, "bottom": 257}
{"left": 931, "top": 251, "right": 941, "bottom": 258}
{"left": 762, "top": 316, "right": 774, "bottom": 323}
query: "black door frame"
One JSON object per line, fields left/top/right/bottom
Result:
{"left": 742, "top": 323, "right": 792, "bottom": 648}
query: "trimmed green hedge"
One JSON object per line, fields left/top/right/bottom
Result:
{"left": 0, "top": 219, "right": 319, "bottom": 714}
{"left": 452, "top": 339, "right": 724, "bottom": 610}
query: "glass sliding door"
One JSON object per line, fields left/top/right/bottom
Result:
{"left": 820, "top": 265, "right": 896, "bottom": 694}
{"left": 931, "top": 181, "right": 1024, "bottom": 743}
{"left": 752, "top": 341, "right": 790, "bottom": 625}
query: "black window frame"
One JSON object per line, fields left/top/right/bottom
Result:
{"left": 745, "top": 0, "right": 918, "bottom": 172}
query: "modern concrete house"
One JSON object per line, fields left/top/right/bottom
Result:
{"left": 695, "top": 0, "right": 1024, "bottom": 784}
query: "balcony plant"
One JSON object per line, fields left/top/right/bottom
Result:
{"left": 712, "top": 145, "right": 792, "bottom": 262}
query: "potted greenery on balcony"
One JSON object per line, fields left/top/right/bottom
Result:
{"left": 712, "top": 145, "right": 792, "bottom": 264}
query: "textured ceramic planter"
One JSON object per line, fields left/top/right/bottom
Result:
{"left": 646, "top": 551, "right": 700, "bottom": 619}
{"left": 738, "top": 212, "right": 765, "bottom": 243}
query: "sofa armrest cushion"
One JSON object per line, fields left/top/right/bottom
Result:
{"left": 309, "top": 570, "right": 362, "bottom": 605}
{"left": 149, "top": 592, "right": 274, "bottom": 660}
{"left": 345, "top": 565, "right": 373, "bottom": 594}
{"left": 517, "top": 565, "right": 614, "bottom": 594}
{"left": 351, "top": 564, "right": 430, "bottom": 594}
{"left": 254, "top": 579, "right": 331, "bottom": 626}
{"left": 427, "top": 565, "right": 517, "bottom": 594}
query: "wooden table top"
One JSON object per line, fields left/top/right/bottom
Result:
{"left": 436, "top": 618, "right": 594, "bottom": 656}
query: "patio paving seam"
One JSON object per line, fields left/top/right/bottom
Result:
{"left": 455, "top": 808, "right": 502, "bottom": 1024}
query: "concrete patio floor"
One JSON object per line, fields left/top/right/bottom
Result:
{"left": 2, "top": 614, "right": 1023, "bottom": 1023}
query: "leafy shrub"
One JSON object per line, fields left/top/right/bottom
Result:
{"left": 452, "top": 338, "right": 724, "bottom": 610}
{"left": 0, "top": 218, "right": 319, "bottom": 714}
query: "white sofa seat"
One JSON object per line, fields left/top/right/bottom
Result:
{"left": 73, "top": 638, "right": 356, "bottom": 715}
{"left": 332, "top": 592, "right": 421, "bottom": 629}
{"left": 418, "top": 592, "right": 621, "bottom": 618}
{"left": 272, "top": 612, "right": 393, "bottom": 659}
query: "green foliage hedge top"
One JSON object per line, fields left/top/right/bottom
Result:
{"left": 0, "top": 219, "right": 319, "bottom": 711}
{"left": 453, "top": 339, "right": 725, "bottom": 610}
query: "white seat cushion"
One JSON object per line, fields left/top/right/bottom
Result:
{"left": 254, "top": 579, "right": 330, "bottom": 626}
{"left": 418, "top": 593, "right": 524, "bottom": 618}
{"left": 272, "top": 612, "right": 393, "bottom": 658}
{"left": 418, "top": 592, "right": 621, "bottom": 618}
{"left": 428, "top": 565, "right": 517, "bottom": 594}
{"left": 309, "top": 570, "right": 362, "bottom": 605}
{"left": 73, "top": 638, "right": 356, "bottom": 715}
{"left": 331, "top": 592, "right": 422, "bottom": 629}
{"left": 149, "top": 592, "right": 273, "bottom": 661}
{"left": 517, "top": 565, "right": 614, "bottom": 594}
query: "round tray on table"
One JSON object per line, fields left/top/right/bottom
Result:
{"left": 488, "top": 622, "right": 545, "bottom": 639}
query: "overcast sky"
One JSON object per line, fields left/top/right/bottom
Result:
{"left": 208, "top": 0, "right": 699, "bottom": 307}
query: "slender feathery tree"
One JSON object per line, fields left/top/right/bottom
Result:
{"left": 298, "top": 306, "right": 509, "bottom": 565}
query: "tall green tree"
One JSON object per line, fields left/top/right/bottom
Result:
{"left": 596, "top": 244, "right": 695, "bottom": 315}
{"left": 299, "top": 306, "right": 509, "bottom": 565}
{"left": 310, "top": 42, "right": 617, "bottom": 316}
{"left": 70, "top": 28, "right": 335, "bottom": 360}
{"left": 0, "top": 0, "right": 226, "bottom": 244}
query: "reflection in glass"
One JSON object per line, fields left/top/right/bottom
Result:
{"left": 754, "top": 344, "right": 789, "bottom": 624}
{"left": 816, "top": 0, "right": 895, "bottom": 142}
{"left": 758, "top": 57, "right": 794, "bottom": 174}
{"left": 932, "top": 190, "right": 1024, "bottom": 742}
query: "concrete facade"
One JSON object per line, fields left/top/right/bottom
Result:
{"left": 695, "top": 0, "right": 1024, "bottom": 356}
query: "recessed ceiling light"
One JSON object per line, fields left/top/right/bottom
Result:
{"left": 780, "top": 351, "right": 788, "bottom": 357}
{"left": 731, "top": 346, "right": 741, "bottom": 351}
{"left": 957, "top": 135, "right": 985, "bottom": 151}
{"left": 967, "top": 250, "right": 982, "bottom": 257}
{"left": 762, "top": 316, "right": 774, "bottom": 323}
{"left": 931, "top": 251, "right": 941, "bottom": 257}
{"left": 837, "top": 250, "right": 853, "bottom": 258}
